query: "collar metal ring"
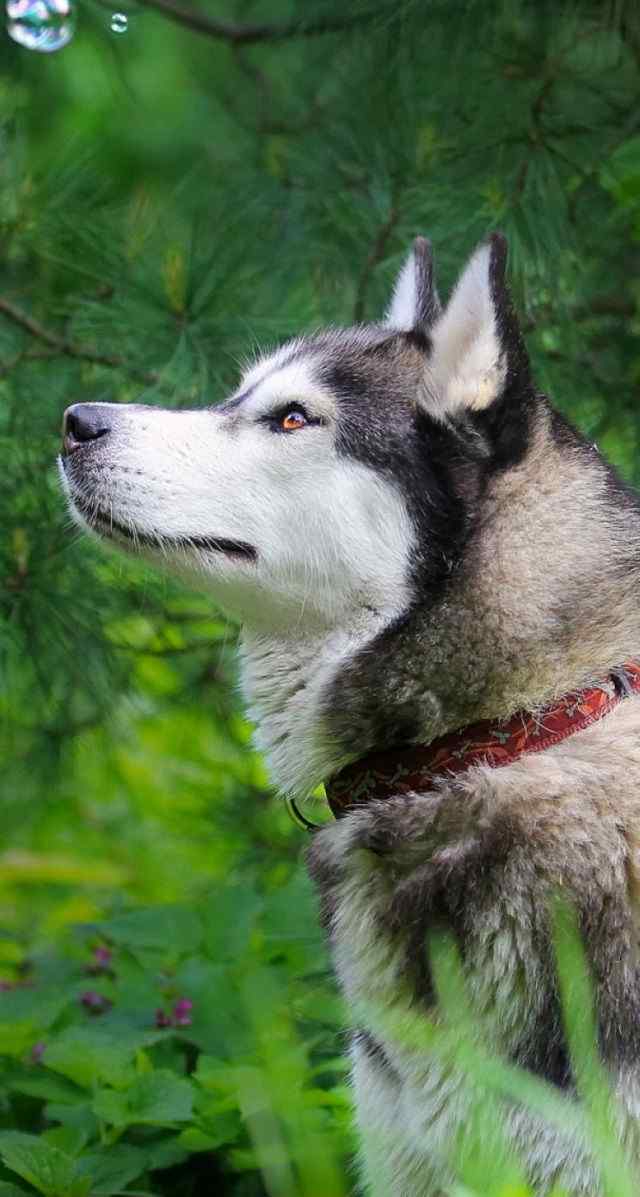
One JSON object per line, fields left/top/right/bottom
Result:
{"left": 285, "top": 795, "right": 322, "bottom": 831}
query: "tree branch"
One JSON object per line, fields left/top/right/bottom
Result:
{"left": 138, "top": 0, "right": 385, "bottom": 44}
{"left": 0, "top": 297, "right": 159, "bottom": 385}
{"left": 353, "top": 203, "right": 400, "bottom": 323}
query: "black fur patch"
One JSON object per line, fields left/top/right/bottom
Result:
{"left": 355, "top": 1030, "right": 399, "bottom": 1078}
{"left": 321, "top": 357, "right": 477, "bottom": 602}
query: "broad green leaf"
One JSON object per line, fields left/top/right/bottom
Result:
{"left": 193, "top": 1054, "right": 229, "bottom": 1091}
{"left": 75, "top": 1145, "right": 148, "bottom": 1195}
{"left": 0, "top": 1025, "right": 36, "bottom": 1058}
{"left": 176, "top": 1126, "right": 225, "bottom": 1152}
{"left": 91, "top": 1087, "right": 130, "bottom": 1127}
{"left": 123, "top": 1070, "right": 194, "bottom": 1125}
{"left": 41, "top": 1127, "right": 87, "bottom": 1156}
{"left": 200, "top": 886, "right": 262, "bottom": 960}
{"left": 136, "top": 1135, "right": 186, "bottom": 1171}
{"left": 0, "top": 989, "right": 69, "bottom": 1059}
{"left": 600, "top": 136, "right": 640, "bottom": 206}
{"left": 5, "top": 1069, "right": 87, "bottom": 1105}
{"left": 177, "top": 1117, "right": 239, "bottom": 1152}
{"left": 171, "top": 959, "right": 251, "bottom": 1056}
{"left": 44, "top": 1104, "right": 99, "bottom": 1141}
{"left": 0, "top": 1132, "right": 90, "bottom": 1197}
{"left": 93, "top": 1071, "right": 194, "bottom": 1128}
{"left": 99, "top": 907, "right": 203, "bottom": 954}
{"left": 44, "top": 1028, "right": 137, "bottom": 1089}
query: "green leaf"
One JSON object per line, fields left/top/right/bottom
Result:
{"left": 91, "top": 1088, "right": 131, "bottom": 1128}
{"left": 99, "top": 907, "right": 203, "bottom": 955}
{"left": 41, "top": 1126, "right": 87, "bottom": 1157}
{"left": 0, "top": 988, "right": 69, "bottom": 1058}
{"left": 5, "top": 1070, "right": 87, "bottom": 1105}
{"left": 201, "top": 886, "right": 262, "bottom": 960}
{"left": 171, "top": 959, "right": 251, "bottom": 1056}
{"left": 137, "top": 1135, "right": 186, "bottom": 1171}
{"left": 44, "top": 1103, "right": 99, "bottom": 1141}
{"left": 93, "top": 1071, "right": 194, "bottom": 1129}
{"left": 600, "top": 136, "right": 640, "bottom": 207}
{"left": 126, "top": 1070, "right": 194, "bottom": 1125}
{"left": 75, "top": 1145, "right": 148, "bottom": 1196}
{"left": 44, "top": 1027, "right": 138, "bottom": 1089}
{"left": 177, "top": 1113, "right": 240, "bottom": 1152}
{"left": 0, "top": 1132, "right": 90, "bottom": 1197}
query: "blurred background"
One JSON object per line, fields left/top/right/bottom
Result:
{"left": 0, "top": 2, "right": 639, "bottom": 1194}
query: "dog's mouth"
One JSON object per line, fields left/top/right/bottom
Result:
{"left": 71, "top": 495, "right": 257, "bottom": 562}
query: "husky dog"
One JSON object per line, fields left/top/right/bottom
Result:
{"left": 59, "top": 235, "right": 640, "bottom": 1194}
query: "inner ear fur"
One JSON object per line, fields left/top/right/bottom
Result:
{"left": 422, "top": 232, "right": 532, "bottom": 419}
{"left": 385, "top": 236, "right": 441, "bottom": 334}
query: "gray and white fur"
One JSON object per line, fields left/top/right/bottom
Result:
{"left": 58, "top": 233, "right": 640, "bottom": 1194}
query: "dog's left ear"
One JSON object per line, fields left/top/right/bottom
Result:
{"left": 422, "top": 233, "right": 531, "bottom": 417}
{"left": 385, "top": 236, "right": 441, "bottom": 333}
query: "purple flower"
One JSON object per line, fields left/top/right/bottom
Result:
{"left": 172, "top": 997, "right": 193, "bottom": 1027}
{"left": 80, "top": 990, "right": 112, "bottom": 1015}
{"left": 85, "top": 945, "right": 114, "bottom": 977}
{"left": 154, "top": 997, "right": 194, "bottom": 1028}
{"left": 30, "top": 1041, "right": 46, "bottom": 1064}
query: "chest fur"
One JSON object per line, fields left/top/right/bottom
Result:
{"left": 307, "top": 702, "right": 640, "bottom": 1194}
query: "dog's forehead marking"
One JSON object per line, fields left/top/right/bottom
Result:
{"left": 240, "top": 338, "right": 307, "bottom": 391}
{"left": 235, "top": 349, "right": 337, "bottom": 418}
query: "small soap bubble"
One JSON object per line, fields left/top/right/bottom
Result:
{"left": 110, "top": 11, "right": 127, "bottom": 33}
{"left": 6, "top": 0, "right": 74, "bottom": 51}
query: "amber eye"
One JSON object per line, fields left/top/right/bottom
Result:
{"left": 280, "top": 408, "right": 307, "bottom": 432}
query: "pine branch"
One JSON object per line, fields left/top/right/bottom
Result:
{"left": 230, "top": 44, "right": 327, "bottom": 135}
{"left": 620, "top": 12, "right": 640, "bottom": 73}
{"left": 0, "top": 297, "right": 159, "bottom": 385}
{"left": 137, "top": 0, "right": 386, "bottom": 44}
{"left": 353, "top": 204, "right": 400, "bottom": 322}
{"left": 576, "top": 296, "right": 635, "bottom": 320}
{"left": 0, "top": 346, "right": 57, "bottom": 379}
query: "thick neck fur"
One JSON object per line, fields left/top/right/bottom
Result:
{"left": 240, "top": 610, "right": 391, "bottom": 796}
{"left": 242, "top": 406, "right": 640, "bottom": 799}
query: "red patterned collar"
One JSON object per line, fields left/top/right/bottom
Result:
{"left": 325, "top": 662, "right": 640, "bottom": 819}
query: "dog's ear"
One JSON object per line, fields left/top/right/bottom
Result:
{"left": 422, "top": 233, "right": 531, "bottom": 417}
{"left": 385, "top": 236, "right": 441, "bottom": 333}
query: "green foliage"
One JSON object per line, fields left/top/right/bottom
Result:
{"left": 1, "top": 0, "right": 640, "bottom": 1192}
{"left": 0, "top": 875, "right": 351, "bottom": 1195}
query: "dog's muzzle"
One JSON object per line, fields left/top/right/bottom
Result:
{"left": 59, "top": 402, "right": 258, "bottom": 562}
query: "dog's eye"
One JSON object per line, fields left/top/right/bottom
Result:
{"left": 279, "top": 408, "right": 307, "bottom": 432}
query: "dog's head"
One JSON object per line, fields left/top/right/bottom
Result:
{"left": 59, "top": 234, "right": 534, "bottom": 633}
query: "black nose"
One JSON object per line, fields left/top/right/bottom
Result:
{"left": 62, "top": 404, "right": 112, "bottom": 453}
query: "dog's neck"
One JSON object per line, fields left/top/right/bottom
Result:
{"left": 320, "top": 419, "right": 640, "bottom": 784}
{"left": 240, "top": 418, "right": 640, "bottom": 801}
{"left": 240, "top": 608, "right": 395, "bottom": 797}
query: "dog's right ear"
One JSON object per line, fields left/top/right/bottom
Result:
{"left": 385, "top": 236, "right": 441, "bottom": 334}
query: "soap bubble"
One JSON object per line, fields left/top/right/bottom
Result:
{"left": 110, "top": 11, "right": 127, "bottom": 33}
{"left": 7, "top": 0, "right": 74, "bottom": 52}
